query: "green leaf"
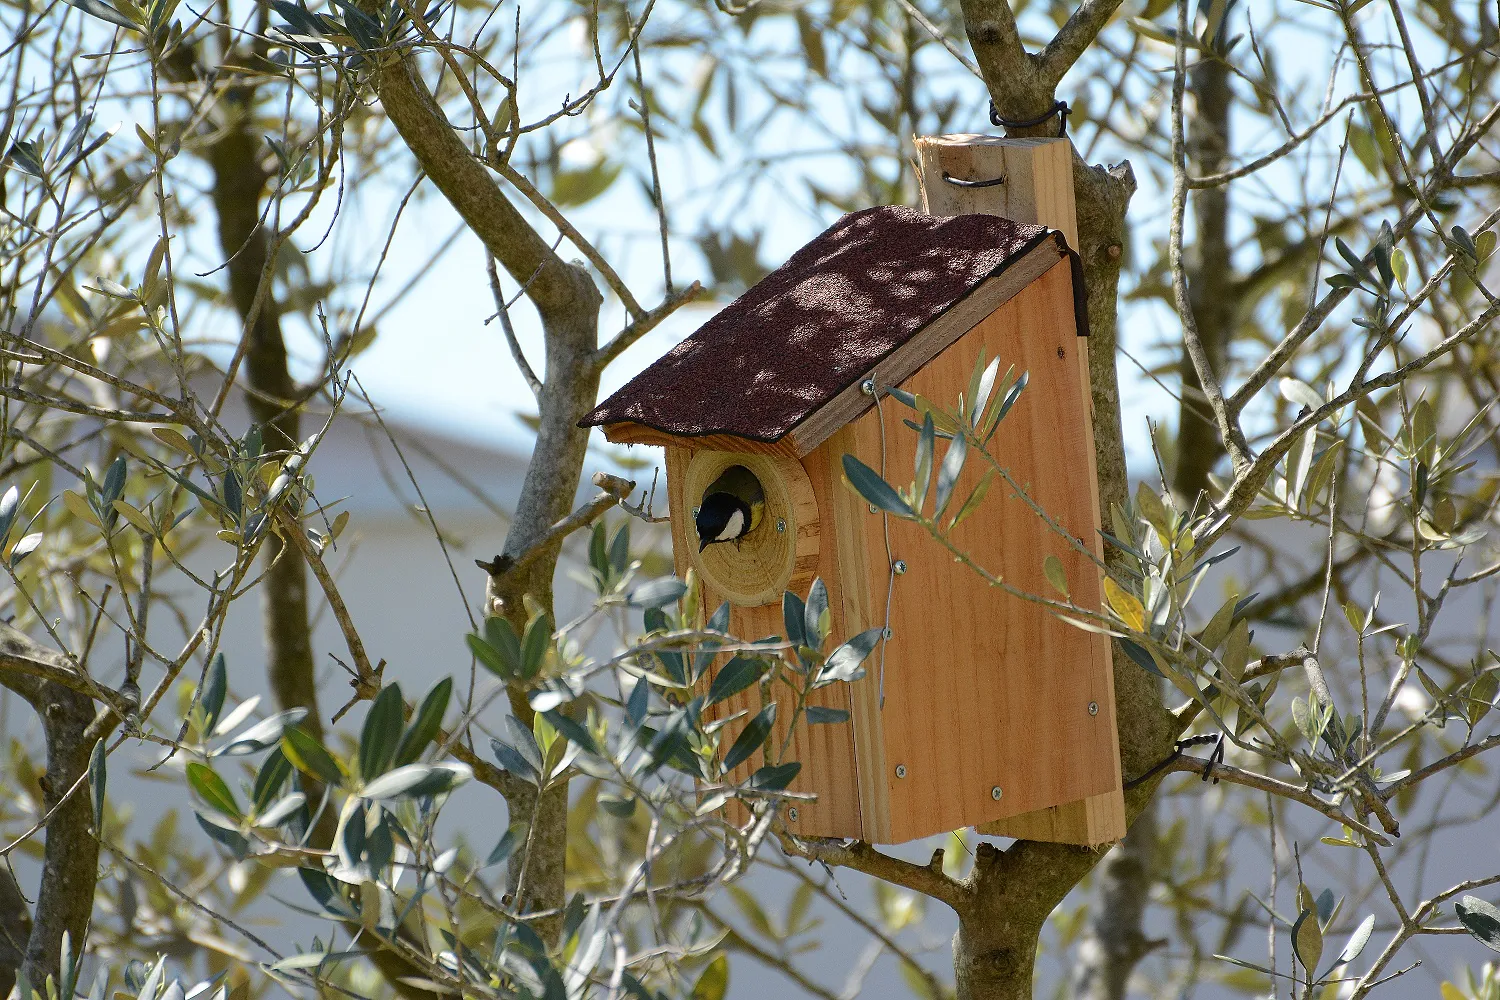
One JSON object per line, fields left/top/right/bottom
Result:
{"left": 1335, "top": 914, "right": 1375, "bottom": 969}
{"left": 89, "top": 739, "right": 106, "bottom": 832}
{"left": 804, "top": 577, "right": 829, "bottom": 651}
{"left": 361, "top": 763, "right": 469, "bottom": 800}
{"left": 186, "top": 762, "right": 242, "bottom": 819}
{"left": 782, "top": 590, "right": 806, "bottom": 649}
{"left": 842, "top": 454, "right": 913, "bottom": 519}
{"left": 806, "top": 706, "right": 850, "bottom": 725}
{"left": 359, "top": 683, "right": 404, "bottom": 780}
{"left": 394, "top": 677, "right": 452, "bottom": 767}
{"left": 542, "top": 709, "right": 600, "bottom": 756}
{"left": 62, "top": 0, "right": 141, "bottom": 32}
{"left": 747, "top": 761, "right": 800, "bottom": 791}
{"left": 933, "top": 433, "right": 968, "bottom": 520}
{"left": 819, "top": 627, "right": 883, "bottom": 685}
{"left": 1042, "top": 555, "right": 1069, "bottom": 598}
{"left": 912, "top": 412, "right": 936, "bottom": 513}
{"left": 1457, "top": 895, "right": 1500, "bottom": 953}
{"left": 485, "top": 823, "right": 525, "bottom": 867}
{"left": 1119, "top": 639, "right": 1164, "bottom": 677}
{"left": 629, "top": 577, "right": 687, "bottom": 609}
{"left": 201, "top": 653, "right": 227, "bottom": 735}
{"left": 282, "top": 727, "right": 345, "bottom": 786}
{"left": 707, "top": 656, "right": 768, "bottom": 706}
{"left": 467, "top": 633, "right": 512, "bottom": 681}
{"left": 690, "top": 954, "right": 728, "bottom": 1000}
{"left": 723, "top": 704, "right": 776, "bottom": 772}
{"left": 520, "top": 612, "right": 553, "bottom": 679}
{"left": 252, "top": 748, "right": 293, "bottom": 813}
{"left": 949, "top": 469, "right": 996, "bottom": 529}
{"left": 1292, "top": 909, "right": 1323, "bottom": 974}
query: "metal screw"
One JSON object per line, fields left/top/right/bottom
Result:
{"left": 776, "top": 518, "right": 786, "bottom": 532}
{"left": 861, "top": 379, "right": 876, "bottom": 396}
{"left": 788, "top": 807, "right": 799, "bottom": 822}
{"left": 882, "top": 627, "right": 893, "bottom": 640}
{"left": 892, "top": 560, "right": 907, "bottom": 575}
{"left": 895, "top": 764, "right": 908, "bottom": 778}
{"left": 868, "top": 504, "right": 879, "bottom": 514}
{"left": 991, "top": 786, "right": 1003, "bottom": 801}
{"left": 1088, "top": 702, "right": 1099, "bottom": 716}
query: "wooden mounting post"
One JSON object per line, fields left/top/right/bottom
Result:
{"left": 914, "top": 134, "right": 1127, "bottom": 847}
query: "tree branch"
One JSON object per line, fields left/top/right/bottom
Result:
{"left": 1038, "top": 0, "right": 1125, "bottom": 87}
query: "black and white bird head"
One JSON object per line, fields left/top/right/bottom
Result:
{"left": 696, "top": 491, "right": 752, "bottom": 552}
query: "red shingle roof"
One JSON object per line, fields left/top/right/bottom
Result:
{"left": 581, "top": 205, "right": 1068, "bottom": 443}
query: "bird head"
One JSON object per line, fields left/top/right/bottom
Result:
{"left": 696, "top": 492, "right": 751, "bottom": 551}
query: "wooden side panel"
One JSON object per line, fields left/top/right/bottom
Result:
{"left": 844, "top": 260, "right": 1118, "bottom": 844}
{"left": 665, "top": 445, "right": 862, "bottom": 838}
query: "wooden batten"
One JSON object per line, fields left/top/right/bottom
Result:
{"left": 917, "top": 133, "right": 1125, "bottom": 847}
{"left": 601, "top": 421, "right": 799, "bottom": 458}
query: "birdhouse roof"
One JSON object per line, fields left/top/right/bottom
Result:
{"left": 582, "top": 205, "right": 1084, "bottom": 455}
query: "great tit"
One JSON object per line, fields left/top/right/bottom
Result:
{"left": 695, "top": 467, "right": 765, "bottom": 552}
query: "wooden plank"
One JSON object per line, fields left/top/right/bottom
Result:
{"left": 806, "top": 426, "right": 888, "bottom": 842}
{"left": 667, "top": 444, "right": 862, "bottom": 838}
{"left": 844, "top": 261, "right": 1118, "bottom": 844}
{"left": 916, "top": 133, "right": 1124, "bottom": 846}
{"left": 915, "top": 135, "right": 1079, "bottom": 250}
{"left": 785, "top": 239, "right": 1065, "bottom": 458}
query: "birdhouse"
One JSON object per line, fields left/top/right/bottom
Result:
{"left": 582, "top": 144, "right": 1123, "bottom": 846}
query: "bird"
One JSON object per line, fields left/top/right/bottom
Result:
{"left": 695, "top": 466, "right": 765, "bottom": 552}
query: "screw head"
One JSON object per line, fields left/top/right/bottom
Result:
{"left": 895, "top": 764, "right": 908, "bottom": 779}
{"left": 882, "top": 627, "right": 893, "bottom": 640}
{"left": 868, "top": 504, "right": 879, "bottom": 514}
{"left": 788, "top": 806, "right": 799, "bottom": 822}
{"left": 776, "top": 518, "right": 786, "bottom": 532}
{"left": 892, "top": 560, "right": 907, "bottom": 575}
{"left": 861, "top": 379, "right": 876, "bottom": 396}
{"left": 1088, "top": 702, "right": 1099, "bottom": 716}
{"left": 991, "top": 786, "right": 1003, "bottom": 801}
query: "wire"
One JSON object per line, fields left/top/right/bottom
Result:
{"left": 867, "top": 376, "right": 898, "bottom": 709}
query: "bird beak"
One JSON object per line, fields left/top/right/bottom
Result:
{"left": 699, "top": 538, "right": 710, "bottom": 552}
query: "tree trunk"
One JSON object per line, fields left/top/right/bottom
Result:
{"left": 205, "top": 80, "right": 323, "bottom": 740}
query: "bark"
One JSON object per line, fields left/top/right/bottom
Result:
{"left": 371, "top": 47, "right": 602, "bottom": 946}
{"left": 204, "top": 72, "right": 323, "bottom": 740}
{"left": 0, "top": 867, "right": 29, "bottom": 997}
{"left": 0, "top": 627, "right": 102, "bottom": 991}
{"left": 1175, "top": 55, "right": 1233, "bottom": 504}
{"left": 1067, "top": 806, "right": 1160, "bottom": 1000}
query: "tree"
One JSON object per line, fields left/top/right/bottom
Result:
{"left": 2, "top": 1, "right": 1500, "bottom": 999}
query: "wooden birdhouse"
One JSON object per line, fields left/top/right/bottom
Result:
{"left": 582, "top": 137, "right": 1124, "bottom": 846}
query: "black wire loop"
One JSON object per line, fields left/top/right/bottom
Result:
{"left": 988, "top": 99, "right": 1071, "bottom": 137}
{"left": 941, "top": 172, "right": 1006, "bottom": 188}
{"left": 1123, "top": 733, "right": 1224, "bottom": 790}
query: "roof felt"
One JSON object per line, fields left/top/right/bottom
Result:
{"left": 581, "top": 205, "right": 1058, "bottom": 443}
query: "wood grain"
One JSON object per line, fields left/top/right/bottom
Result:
{"left": 666, "top": 445, "right": 863, "bottom": 837}
{"left": 841, "top": 260, "right": 1118, "bottom": 844}
{"left": 602, "top": 422, "right": 800, "bottom": 457}
{"left": 682, "top": 451, "right": 819, "bottom": 607}
{"left": 917, "top": 133, "right": 1124, "bottom": 847}
{"left": 915, "top": 135, "right": 1079, "bottom": 251}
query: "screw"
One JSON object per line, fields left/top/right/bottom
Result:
{"left": 1088, "top": 702, "right": 1099, "bottom": 716}
{"left": 892, "top": 560, "right": 907, "bottom": 575}
{"left": 861, "top": 379, "right": 876, "bottom": 396}
{"left": 1056, "top": 346, "right": 1066, "bottom": 359}
{"left": 776, "top": 518, "right": 786, "bottom": 532}
{"left": 991, "top": 786, "right": 1003, "bottom": 801}
{"left": 868, "top": 504, "right": 879, "bottom": 514}
{"left": 882, "top": 627, "right": 893, "bottom": 640}
{"left": 788, "top": 807, "right": 799, "bottom": 822}
{"left": 895, "top": 764, "right": 908, "bottom": 778}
